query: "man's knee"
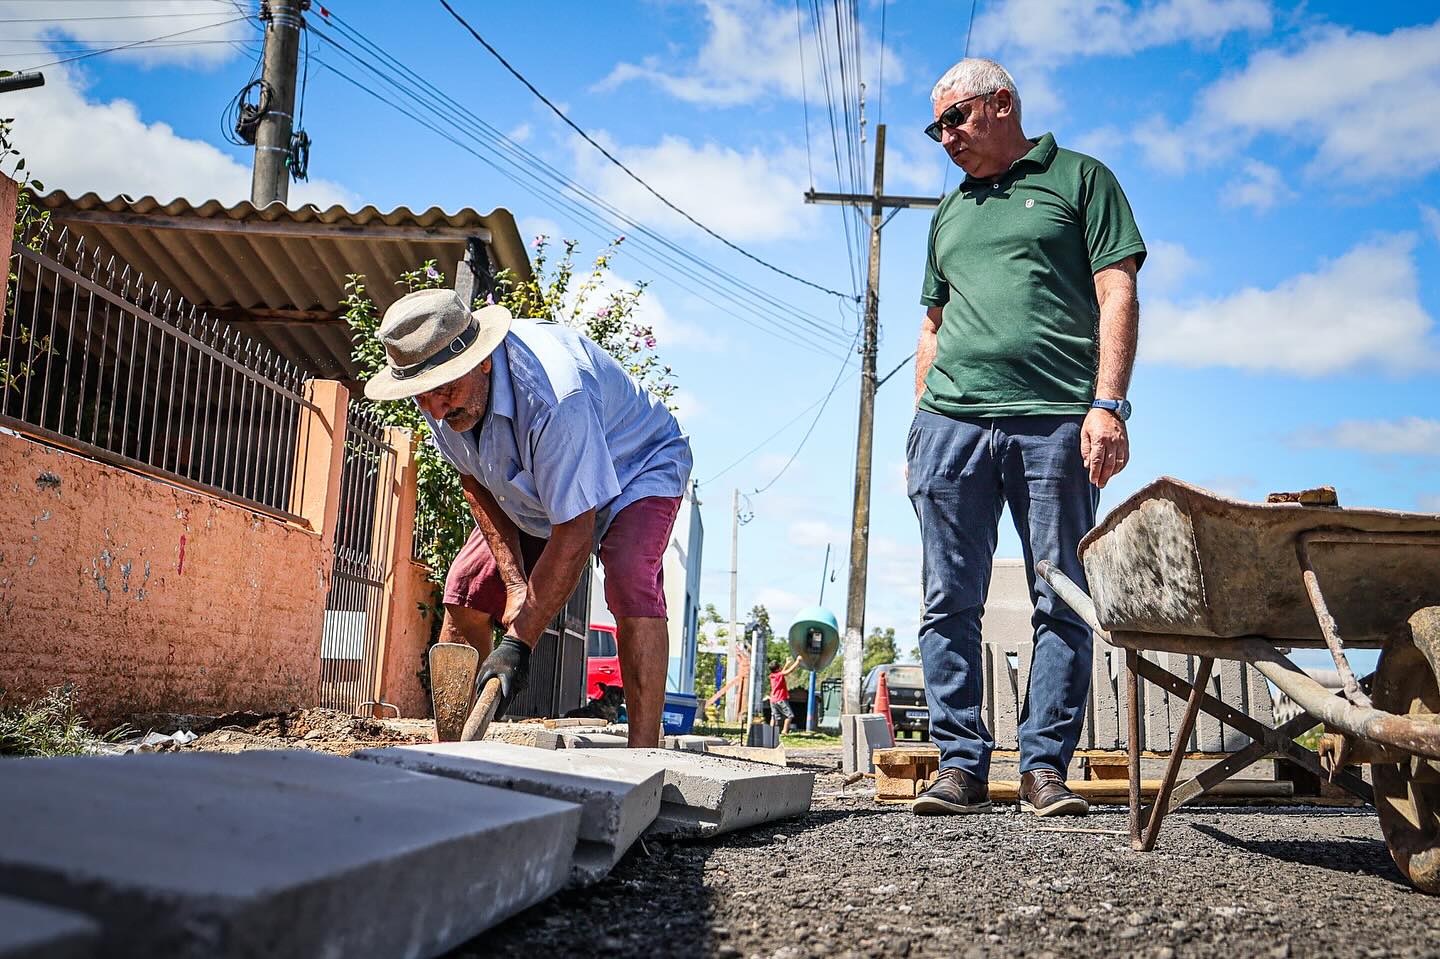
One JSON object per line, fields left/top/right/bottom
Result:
{"left": 442, "top": 604, "right": 495, "bottom": 646}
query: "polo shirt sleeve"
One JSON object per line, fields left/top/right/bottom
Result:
{"left": 920, "top": 205, "right": 950, "bottom": 308}
{"left": 1080, "top": 161, "right": 1147, "bottom": 274}
{"left": 530, "top": 392, "right": 621, "bottom": 526}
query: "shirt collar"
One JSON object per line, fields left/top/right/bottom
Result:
{"left": 961, "top": 132, "right": 1057, "bottom": 187}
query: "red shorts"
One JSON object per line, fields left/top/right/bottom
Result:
{"left": 443, "top": 496, "right": 682, "bottom": 620}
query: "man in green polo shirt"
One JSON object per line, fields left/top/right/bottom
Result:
{"left": 907, "top": 58, "right": 1144, "bottom": 818}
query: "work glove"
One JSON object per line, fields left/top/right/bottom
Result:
{"left": 476, "top": 636, "right": 531, "bottom": 719}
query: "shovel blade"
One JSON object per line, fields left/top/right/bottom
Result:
{"left": 429, "top": 642, "right": 479, "bottom": 742}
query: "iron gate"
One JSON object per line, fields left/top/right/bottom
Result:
{"left": 318, "top": 401, "right": 398, "bottom": 713}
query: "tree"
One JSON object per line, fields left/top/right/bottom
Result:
{"left": 693, "top": 603, "right": 729, "bottom": 708}
{"left": 862, "top": 626, "right": 898, "bottom": 676}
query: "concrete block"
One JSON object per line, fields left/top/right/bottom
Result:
{"left": 0, "top": 896, "right": 99, "bottom": 959}
{"left": 483, "top": 722, "right": 561, "bottom": 750}
{"left": 1091, "top": 641, "right": 1120, "bottom": 750}
{"left": 840, "top": 714, "right": 892, "bottom": 774}
{"left": 1016, "top": 641, "right": 1035, "bottom": 724}
{"left": 1141, "top": 652, "right": 1170, "bottom": 751}
{"left": 556, "top": 730, "right": 629, "bottom": 748}
{"left": 664, "top": 735, "right": 727, "bottom": 753}
{"left": 1196, "top": 665, "right": 1225, "bottom": 752}
{"left": 1163, "top": 653, "right": 1194, "bottom": 752}
{"left": 1219, "top": 663, "right": 1248, "bottom": 751}
{"left": 607, "top": 749, "right": 815, "bottom": 838}
{"left": 1245, "top": 664, "right": 1276, "bottom": 726}
{"left": 356, "top": 741, "right": 661, "bottom": 884}
{"left": 0, "top": 751, "right": 580, "bottom": 959}
{"left": 989, "top": 644, "right": 1020, "bottom": 750}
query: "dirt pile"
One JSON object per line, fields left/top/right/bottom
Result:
{"left": 182, "top": 708, "right": 432, "bottom": 756}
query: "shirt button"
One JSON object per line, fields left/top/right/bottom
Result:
{"left": 993, "top": 183, "right": 1001, "bottom": 190}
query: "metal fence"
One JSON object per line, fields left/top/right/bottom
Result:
{"left": 319, "top": 401, "right": 399, "bottom": 713}
{"left": 2, "top": 222, "right": 310, "bottom": 518}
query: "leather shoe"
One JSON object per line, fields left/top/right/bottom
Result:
{"left": 1019, "top": 768, "right": 1089, "bottom": 817}
{"left": 912, "top": 767, "right": 991, "bottom": 815}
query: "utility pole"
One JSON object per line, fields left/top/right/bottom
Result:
{"left": 725, "top": 488, "right": 740, "bottom": 723}
{"left": 804, "top": 123, "right": 940, "bottom": 715}
{"left": 251, "top": 0, "right": 304, "bottom": 207}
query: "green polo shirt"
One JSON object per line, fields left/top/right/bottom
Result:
{"left": 919, "top": 132, "right": 1145, "bottom": 418}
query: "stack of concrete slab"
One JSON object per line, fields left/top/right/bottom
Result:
{"left": 0, "top": 896, "right": 98, "bottom": 959}
{"left": 0, "top": 751, "right": 580, "bottom": 958}
{"left": 355, "top": 742, "right": 663, "bottom": 884}
{"left": 482, "top": 721, "right": 561, "bottom": 750}
{"left": 555, "top": 730, "right": 629, "bottom": 748}
{"left": 621, "top": 749, "right": 815, "bottom": 838}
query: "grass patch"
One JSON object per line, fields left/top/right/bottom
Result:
{"left": 780, "top": 730, "right": 841, "bottom": 748}
{"left": 0, "top": 684, "right": 128, "bottom": 757}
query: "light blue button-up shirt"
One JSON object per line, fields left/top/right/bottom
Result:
{"left": 422, "top": 319, "right": 692, "bottom": 540}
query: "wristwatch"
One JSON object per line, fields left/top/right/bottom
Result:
{"left": 1091, "top": 398, "right": 1132, "bottom": 421}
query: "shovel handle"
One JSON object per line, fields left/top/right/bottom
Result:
{"left": 460, "top": 677, "right": 504, "bottom": 742}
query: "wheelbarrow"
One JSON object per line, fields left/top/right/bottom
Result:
{"left": 1035, "top": 477, "right": 1440, "bottom": 893}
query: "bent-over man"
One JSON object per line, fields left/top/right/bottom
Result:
{"left": 364, "top": 289, "right": 692, "bottom": 747}
{"left": 908, "top": 59, "right": 1144, "bottom": 816}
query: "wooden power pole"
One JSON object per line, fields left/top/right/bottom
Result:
{"left": 251, "top": 0, "right": 304, "bottom": 207}
{"left": 804, "top": 123, "right": 940, "bottom": 715}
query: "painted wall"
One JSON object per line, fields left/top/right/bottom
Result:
{"left": 377, "top": 559, "right": 439, "bottom": 718}
{"left": 0, "top": 430, "right": 326, "bottom": 725}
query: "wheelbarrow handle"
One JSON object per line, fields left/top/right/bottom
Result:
{"left": 1035, "top": 560, "right": 1108, "bottom": 638}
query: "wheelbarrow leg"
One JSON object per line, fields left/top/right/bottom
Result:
{"left": 1125, "top": 649, "right": 1143, "bottom": 849}
{"left": 1140, "top": 656, "right": 1214, "bottom": 852}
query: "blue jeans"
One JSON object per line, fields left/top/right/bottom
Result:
{"left": 905, "top": 410, "right": 1098, "bottom": 781}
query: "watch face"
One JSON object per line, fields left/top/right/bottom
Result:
{"left": 1118, "top": 399, "right": 1133, "bottom": 421}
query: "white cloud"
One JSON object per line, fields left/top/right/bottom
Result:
{"left": 2, "top": 64, "right": 349, "bottom": 208}
{"left": 973, "top": 0, "right": 1272, "bottom": 62}
{"left": 557, "top": 261, "right": 721, "bottom": 353}
{"left": 595, "top": 0, "right": 903, "bottom": 107}
{"left": 787, "top": 519, "right": 844, "bottom": 550}
{"left": 1423, "top": 206, "right": 1440, "bottom": 245}
{"left": 1142, "top": 235, "right": 1439, "bottom": 376}
{"left": 1222, "top": 159, "right": 1296, "bottom": 212}
{"left": 572, "top": 132, "right": 819, "bottom": 243}
{"left": 1291, "top": 418, "right": 1440, "bottom": 456}
{"left": 1141, "top": 238, "right": 1203, "bottom": 296}
{"left": 1136, "top": 19, "right": 1440, "bottom": 178}
{"left": 669, "top": 388, "right": 707, "bottom": 424}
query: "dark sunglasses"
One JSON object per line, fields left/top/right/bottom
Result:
{"left": 924, "top": 92, "right": 991, "bottom": 142}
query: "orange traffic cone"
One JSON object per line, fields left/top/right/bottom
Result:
{"left": 875, "top": 669, "right": 895, "bottom": 737}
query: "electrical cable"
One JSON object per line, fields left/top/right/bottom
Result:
{"left": 941, "top": 0, "right": 981, "bottom": 198}
{"left": 748, "top": 331, "right": 858, "bottom": 494}
{"left": 303, "top": 12, "right": 855, "bottom": 353}
{"left": 12, "top": 15, "right": 248, "bottom": 71}
{"left": 793, "top": 0, "right": 814, "bottom": 191}
{"left": 436, "top": 0, "right": 858, "bottom": 304}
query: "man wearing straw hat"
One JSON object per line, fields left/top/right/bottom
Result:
{"left": 365, "top": 289, "right": 692, "bottom": 747}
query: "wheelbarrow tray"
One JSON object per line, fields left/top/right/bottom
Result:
{"left": 1080, "top": 477, "right": 1440, "bottom": 646}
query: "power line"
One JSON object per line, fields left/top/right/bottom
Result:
{"left": 299, "top": 20, "right": 853, "bottom": 358}
{"left": 941, "top": 0, "right": 982, "bottom": 198}
{"left": 749, "top": 331, "right": 858, "bottom": 494}
{"left": 309, "top": 10, "right": 856, "bottom": 350}
{"left": 436, "top": 0, "right": 858, "bottom": 304}
{"left": 12, "top": 15, "right": 248, "bottom": 71}
{"left": 793, "top": 0, "right": 814, "bottom": 191}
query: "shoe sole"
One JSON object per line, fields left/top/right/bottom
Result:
{"left": 912, "top": 795, "right": 993, "bottom": 816}
{"left": 1020, "top": 796, "right": 1091, "bottom": 817}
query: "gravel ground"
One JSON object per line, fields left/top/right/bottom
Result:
{"left": 464, "top": 748, "right": 1439, "bottom": 959}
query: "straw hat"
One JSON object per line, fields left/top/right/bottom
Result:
{"left": 363, "top": 288, "right": 512, "bottom": 402}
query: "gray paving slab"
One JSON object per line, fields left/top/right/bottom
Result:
{"left": 355, "top": 741, "right": 661, "bottom": 885}
{"left": 483, "top": 722, "right": 561, "bottom": 750}
{"left": 1016, "top": 641, "right": 1034, "bottom": 728}
{"left": 989, "top": 643, "right": 1020, "bottom": 750}
{"left": 556, "top": 731, "right": 629, "bottom": 749}
{"left": 608, "top": 749, "right": 815, "bottom": 838}
{"left": 0, "top": 895, "right": 99, "bottom": 959}
{"left": 664, "top": 735, "right": 727, "bottom": 753}
{"left": 0, "top": 751, "right": 580, "bottom": 959}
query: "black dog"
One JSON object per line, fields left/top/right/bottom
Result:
{"left": 563, "top": 683, "right": 625, "bottom": 723}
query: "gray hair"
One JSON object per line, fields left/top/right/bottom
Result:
{"left": 931, "top": 58, "right": 1021, "bottom": 121}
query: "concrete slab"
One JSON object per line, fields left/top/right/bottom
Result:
{"left": 1196, "top": 665, "right": 1225, "bottom": 752}
{"left": 664, "top": 735, "right": 727, "bottom": 753}
{"left": 705, "top": 744, "right": 788, "bottom": 767}
{"left": 1220, "top": 664, "right": 1248, "bottom": 751}
{"left": 556, "top": 731, "right": 630, "bottom": 749}
{"left": 989, "top": 644, "right": 1020, "bottom": 749}
{"left": 0, "top": 750, "right": 580, "bottom": 959}
{"left": 608, "top": 749, "right": 815, "bottom": 838}
{"left": 1091, "top": 643, "right": 1120, "bottom": 750}
{"left": 355, "top": 741, "right": 662, "bottom": 885}
{"left": 0, "top": 896, "right": 99, "bottom": 959}
{"left": 483, "top": 722, "right": 561, "bottom": 750}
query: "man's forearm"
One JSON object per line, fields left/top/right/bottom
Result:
{"left": 1093, "top": 259, "right": 1139, "bottom": 399}
{"left": 509, "top": 511, "right": 594, "bottom": 646}
{"left": 915, "top": 307, "right": 943, "bottom": 405}
{"left": 459, "top": 474, "right": 526, "bottom": 591}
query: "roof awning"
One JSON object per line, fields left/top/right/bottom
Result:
{"left": 36, "top": 191, "right": 531, "bottom": 382}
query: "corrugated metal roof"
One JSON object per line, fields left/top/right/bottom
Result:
{"left": 36, "top": 191, "right": 531, "bottom": 381}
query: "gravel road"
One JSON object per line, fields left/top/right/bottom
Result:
{"left": 465, "top": 749, "right": 1439, "bottom": 959}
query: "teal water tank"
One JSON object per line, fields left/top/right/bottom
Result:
{"left": 787, "top": 605, "right": 840, "bottom": 672}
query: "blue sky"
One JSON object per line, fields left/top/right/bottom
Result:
{"left": 4, "top": 0, "right": 1437, "bottom": 674}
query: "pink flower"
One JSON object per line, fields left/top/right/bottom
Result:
{"left": 644, "top": 336, "right": 656, "bottom": 349}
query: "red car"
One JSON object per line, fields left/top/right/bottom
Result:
{"left": 585, "top": 623, "right": 623, "bottom": 700}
